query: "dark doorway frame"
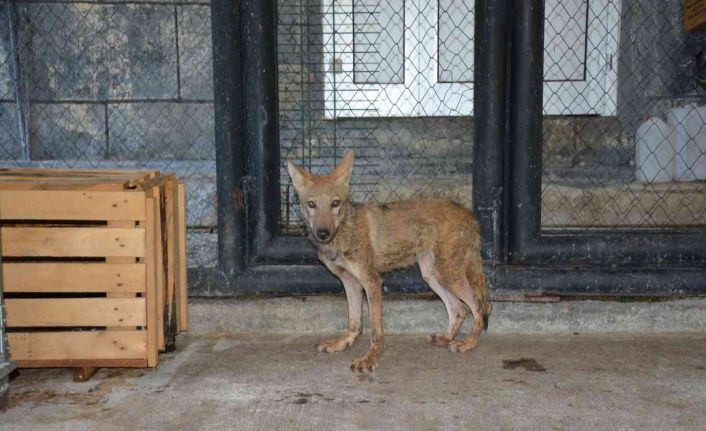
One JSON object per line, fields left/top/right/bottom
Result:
{"left": 205, "top": 0, "right": 706, "bottom": 296}
{"left": 493, "top": 0, "right": 706, "bottom": 294}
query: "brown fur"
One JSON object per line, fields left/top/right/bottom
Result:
{"left": 288, "top": 151, "right": 492, "bottom": 372}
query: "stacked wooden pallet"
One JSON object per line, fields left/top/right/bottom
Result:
{"left": 0, "top": 169, "right": 187, "bottom": 373}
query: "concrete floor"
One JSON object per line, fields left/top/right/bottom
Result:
{"left": 1, "top": 332, "right": 705, "bottom": 430}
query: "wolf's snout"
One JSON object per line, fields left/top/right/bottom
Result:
{"left": 316, "top": 229, "right": 331, "bottom": 241}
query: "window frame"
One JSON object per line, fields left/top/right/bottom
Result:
{"left": 322, "top": 0, "right": 619, "bottom": 118}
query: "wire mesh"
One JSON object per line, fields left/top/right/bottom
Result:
{"left": 2, "top": 0, "right": 704, "bottom": 237}
{"left": 0, "top": 0, "right": 216, "bottom": 229}
{"left": 279, "top": 0, "right": 706, "bottom": 233}
{"left": 541, "top": 0, "right": 706, "bottom": 229}
{"left": 278, "top": 0, "right": 475, "bottom": 233}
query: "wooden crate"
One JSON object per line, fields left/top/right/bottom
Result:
{"left": 0, "top": 169, "right": 187, "bottom": 369}
{"left": 136, "top": 174, "right": 188, "bottom": 350}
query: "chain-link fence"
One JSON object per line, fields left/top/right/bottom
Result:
{"left": 279, "top": 0, "right": 706, "bottom": 233}
{"left": 542, "top": 0, "right": 706, "bottom": 229}
{"left": 2, "top": 0, "right": 704, "bottom": 246}
{"left": 278, "top": 0, "right": 476, "bottom": 233}
{"left": 1, "top": 0, "right": 217, "bottom": 267}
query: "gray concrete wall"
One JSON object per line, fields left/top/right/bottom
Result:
{"left": 0, "top": 0, "right": 217, "bottom": 271}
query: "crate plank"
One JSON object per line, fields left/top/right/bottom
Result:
{"left": 146, "top": 187, "right": 166, "bottom": 351}
{"left": 105, "top": 221, "right": 141, "bottom": 332}
{"left": 164, "top": 179, "right": 178, "bottom": 340}
{"left": 11, "top": 359, "right": 147, "bottom": 369}
{"left": 1, "top": 227, "right": 145, "bottom": 257}
{"left": 144, "top": 199, "right": 159, "bottom": 367}
{"left": 2, "top": 263, "right": 145, "bottom": 293}
{"left": 0, "top": 168, "right": 158, "bottom": 180}
{"left": 177, "top": 183, "right": 188, "bottom": 331}
{"left": 5, "top": 298, "right": 146, "bottom": 327}
{"left": 0, "top": 190, "right": 145, "bottom": 221}
{"left": 8, "top": 331, "right": 147, "bottom": 361}
{"left": 0, "top": 179, "right": 131, "bottom": 191}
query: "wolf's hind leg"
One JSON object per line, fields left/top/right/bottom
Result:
{"left": 418, "top": 252, "right": 468, "bottom": 346}
{"left": 317, "top": 270, "right": 363, "bottom": 353}
{"left": 446, "top": 274, "right": 485, "bottom": 353}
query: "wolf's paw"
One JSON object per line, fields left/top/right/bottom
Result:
{"left": 317, "top": 337, "right": 353, "bottom": 353}
{"left": 449, "top": 339, "right": 477, "bottom": 353}
{"left": 428, "top": 333, "right": 452, "bottom": 346}
{"left": 350, "top": 354, "right": 379, "bottom": 373}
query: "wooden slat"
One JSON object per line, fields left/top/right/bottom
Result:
{"left": 13, "top": 359, "right": 148, "bottom": 369}
{"left": 144, "top": 198, "right": 158, "bottom": 367}
{"left": 2, "top": 263, "right": 146, "bottom": 293}
{"left": 8, "top": 331, "right": 147, "bottom": 361}
{"left": 0, "top": 190, "right": 146, "bottom": 221}
{"left": 0, "top": 168, "right": 158, "bottom": 179}
{"left": 134, "top": 173, "right": 176, "bottom": 191}
{"left": 177, "top": 182, "right": 188, "bottom": 331}
{"left": 0, "top": 169, "right": 158, "bottom": 191}
{"left": 105, "top": 221, "right": 141, "bottom": 331}
{"left": 5, "top": 298, "right": 146, "bottom": 327}
{"left": 0, "top": 179, "right": 130, "bottom": 191}
{"left": 1, "top": 227, "right": 145, "bottom": 257}
{"left": 164, "top": 179, "right": 177, "bottom": 338}
{"left": 0, "top": 176, "right": 133, "bottom": 184}
{"left": 146, "top": 186, "right": 166, "bottom": 351}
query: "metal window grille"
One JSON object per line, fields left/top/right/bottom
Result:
{"left": 542, "top": 0, "right": 706, "bottom": 229}
{"left": 278, "top": 0, "right": 706, "bottom": 233}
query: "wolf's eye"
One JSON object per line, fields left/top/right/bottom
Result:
{"left": 307, "top": 201, "right": 316, "bottom": 209}
{"left": 331, "top": 200, "right": 341, "bottom": 208}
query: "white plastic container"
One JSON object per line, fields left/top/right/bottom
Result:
{"left": 667, "top": 104, "right": 706, "bottom": 181}
{"left": 635, "top": 116, "right": 675, "bottom": 183}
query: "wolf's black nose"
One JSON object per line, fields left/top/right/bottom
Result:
{"left": 316, "top": 229, "right": 331, "bottom": 241}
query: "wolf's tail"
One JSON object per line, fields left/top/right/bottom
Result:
{"left": 467, "top": 268, "right": 493, "bottom": 331}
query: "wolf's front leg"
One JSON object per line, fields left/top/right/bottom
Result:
{"left": 351, "top": 273, "right": 384, "bottom": 372}
{"left": 317, "top": 268, "right": 364, "bottom": 353}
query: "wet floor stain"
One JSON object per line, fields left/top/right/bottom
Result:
{"left": 275, "top": 392, "right": 336, "bottom": 404}
{"left": 502, "top": 378, "right": 529, "bottom": 385}
{"left": 502, "top": 358, "right": 546, "bottom": 372}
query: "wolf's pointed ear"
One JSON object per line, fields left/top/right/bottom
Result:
{"left": 287, "top": 159, "right": 314, "bottom": 193}
{"left": 331, "top": 150, "right": 354, "bottom": 187}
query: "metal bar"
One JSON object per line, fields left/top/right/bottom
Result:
{"left": 186, "top": 264, "right": 706, "bottom": 297}
{"left": 6, "top": 99, "right": 213, "bottom": 104}
{"left": 241, "top": 0, "right": 281, "bottom": 258}
{"left": 495, "top": 265, "right": 706, "bottom": 295}
{"left": 473, "top": 0, "right": 509, "bottom": 264}
{"left": 211, "top": 0, "right": 247, "bottom": 284}
{"left": 512, "top": 232, "right": 706, "bottom": 265}
{"left": 189, "top": 265, "right": 429, "bottom": 296}
{"left": 250, "top": 235, "right": 318, "bottom": 264}
{"left": 508, "top": 0, "right": 544, "bottom": 262}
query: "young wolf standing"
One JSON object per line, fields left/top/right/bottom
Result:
{"left": 287, "top": 150, "right": 492, "bottom": 372}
